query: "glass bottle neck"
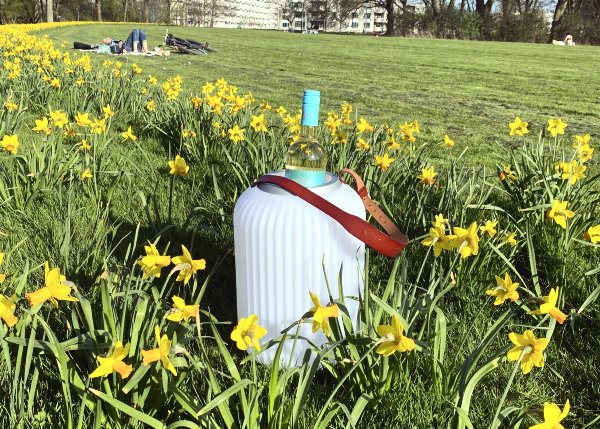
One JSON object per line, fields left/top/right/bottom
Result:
{"left": 300, "top": 124, "right": 318, "bottom": 139}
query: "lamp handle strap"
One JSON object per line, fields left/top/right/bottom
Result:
{"left": 251, "top": 169, "right": 408, "bottom": 258}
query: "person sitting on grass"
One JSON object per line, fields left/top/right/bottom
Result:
{"left": 102, "top": 29, "right": 149, "bottom": 54}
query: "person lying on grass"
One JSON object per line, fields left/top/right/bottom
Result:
{"left": 101, "top": 29, "right": 149, "bottom": 54}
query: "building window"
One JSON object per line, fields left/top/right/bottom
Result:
{"left": 364, "top": 22, "right": 370, "bottom": 28}
{"left": 352, "top": 12, "right": 358, "bottom": 18}
{"left": 351, "top": 22, "right": 358, "bottom": 28}
{"left": 282, "top": 22, "right": 289, "bottom": 27}
{"left": 364, "top": 13, "right": 371, "bottom": 19}
{"left": 294, "top": 20, "right": 303, "bottom": 28}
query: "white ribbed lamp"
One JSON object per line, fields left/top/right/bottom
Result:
{"left": 233, "top": 170, "right": 365, "bottom": 365}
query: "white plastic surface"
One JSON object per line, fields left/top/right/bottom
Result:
{"left": 233, "top": 171, "right": 365, "bottom": 365}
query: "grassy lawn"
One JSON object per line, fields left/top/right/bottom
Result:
{"left": 0, "top": 23, "right": 598, "bottom": 428}
{"left": 41, "top": 23, "right": 600, "bottom": 166}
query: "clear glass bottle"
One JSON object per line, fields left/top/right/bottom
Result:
{"left": 285, "top": 90, "right": 327, "bottom": 187}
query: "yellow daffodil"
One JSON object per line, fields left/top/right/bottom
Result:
{"left": 355, "top": 138, "right": 370, "bottom": 151}
{"left": 332, "top": 128, "right": 348, "bottom": 144}
{"left": 1, "top": 134, "right": 19, "bottom": 154}
{"left": 228, "top": 124, "right": 245, "bottom": 143}
{"left": 259, "top": 100, "right": 271, "bottom": 111}
{"left": 250, "top": 114, "right": 268, "bottom": 132}
{"left": 146, "top": 100, "right": 156, "bottom": 111}
{"left": 546, "top": 200, "right": 575, "bottom": 229}
{"left": 375, "top": 314, "right": 415, "bottom": 356}
{"left": 121, "top": 127, "right": 137, "bottom": 141}
{"left": 385, "top": 130, "right": 400, "bottom": 150}
{"left": 4, "top": 101, "right": 18, "bottom": 111}
{"left": 49, "top": 110, "right": 68, "bottom": 128}
{"left": 576, "top": 143, "right": 594, "bottom": 164}
{"left": 76, "top": 77, "right": 85, "bottom": 85}
{"left": 89, "top": 341, "right": 133, "bottom": 379}
{"left": 32, "top": 117, "right": 51, "bottom": 134}
{"left": 409, "top": 120, "right": 420, "bottom": 133}
{"left": 530, "top": 287, "right": 567, "bottom": 324}
{"left": 324, "top": 114, "right": 342, "bottom": 133}
{"left": 442, "top": 135, "right": 455, "bottom": 147}
{"left": 356, "top": 117, "right": 374, "bottom": 134}
{"left": 502, "top": 232, "right": 518, "bottom": 246}
{"left": 509, "top": 117, "right": 529, "bottom": 136}
{"left": 0, "top": 294, "right": 18, "bottom": 328}
{"left": 308, "top": 292, "right": 339, "bottom": 337}
{"left": 148, "top": 76, "right": 158, "bottom": 85}
{"left": 479, "top": 220, "right": 498, "bottom": 237}
{"left": 275, "top": 106, "right": 287, "bottom": 117}
{"left": 432, "top": 214, "right": 449, "bottom": 228}
{"left": 190, "top": 96, "right": 201, "bottom": 109}
{"left": 202, "top": 81, "right": 215, "bottom": 94}
{"left": 75, "top": 112, "right": 93, "bottom": 127}
{"left": 63, "top": 125, "right": 78, "bottom": 137}
{"left": 485, "top": 273, "right": 519, "bottom": 305}
{"left": 79, "top": 139, "right": 91, "bottom": 151}
{"left": 555, "top": 160, "right": 586, "bottom": 185}
{"left": 529, "top": 399, "right": 570, "bottom": 429}
{"left": 166, "top": 296, "right": 199, "bottom": 322}
{"left": 373, "top": 153, "right": 395, "bottom": 171}
{"left": 131, "top": 63, "right": 142, "bottom": 74}
{"left": 142, "top": 325, "right": 177, "bottom": 375}
{"left": 547, "top": 118, "right": 567, "bottom": 137}
{"left": 171, "top": 245, "right": 206, "bottom": 284}
{"left": 245, "top": 92, "right": 255, "bottom": 104}
{"left": 573, "top": 134, "right": 590, "bottom": 147}
{"left": 89, "top": 118, "right": 106, "bottom": 135}
{"left": 450, "top": 222, "right": 480, "bottom": 258}
{"left": 25, "top": 262, "right": 78, "bottom": 307}
{"left": 417, "top": 166, "right": 437, "bottom": 185}
{"left": 137, "top": 243, "right": 171, "bottom": 279}
{"left": 507, "top": 329, "right": 548, "bottom": 374}
{"left": 81, "top": 168, "right": 92, "bottom": 181}
{"left": 498, "top": 164, "right": 517, "bottom": 181}
{"left": 50, "top": 77, "right": 61, "bottom": 88}
{"left": 103, "top": 105, "right": 115, "bottom": 118}
{"left": 421, "top": 225, "right": 455, "bottom": 257}
{"left": 168, "top": 155, "right": 189, "bottom": 176}
{"left": 341, "top": 104, "right": 353, "bottom": 124}
{"left": 584, "top": 225, "right": 600, "bottom": 243}
{"left": 230, "top": 314, "right": 267, "bottom": 351}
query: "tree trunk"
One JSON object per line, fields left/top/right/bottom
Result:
{"left": 549, "top": 0, "right": 569, "bottom": 42}
{"left": 47, "top": 0, "right": 53, "bottom": 22}
{"left": 384, "top": 0, "right": 394, "bottom": 35}
{"left": 476, "top": 0, "right": 494, "bottom": 16}
{"left": 123, "top": 0, "right": 128, "bottom": 21}
{"left": 96, "top": 0, "right": 102, "bottom": 21}
{"left": 143, "top": 0, "right": 149, "bottom": 22}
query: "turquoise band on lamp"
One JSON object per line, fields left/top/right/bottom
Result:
{"left": 301, "top": 89, "right": 320, "bottom": 127}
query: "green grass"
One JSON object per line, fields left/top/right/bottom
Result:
{"left": 41, "top": 23, "right": 600, "bottom": 166}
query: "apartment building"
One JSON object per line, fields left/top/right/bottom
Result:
{"left": 170, "top": 0, "right": 285, "bottom": 29}
{"left": 169, "top": 0, "right": 394, "bottom": 33}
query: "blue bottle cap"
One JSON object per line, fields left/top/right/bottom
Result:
{"left": 301, "top": 90, "right": 320, "bottom": 127}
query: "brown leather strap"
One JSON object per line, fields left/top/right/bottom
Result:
{"left": 251, "top": 170, "right": 408, "bottom": 258}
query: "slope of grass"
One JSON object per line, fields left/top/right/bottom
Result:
{"left": 41, "top": 23, "right": 600, "bottom": 166}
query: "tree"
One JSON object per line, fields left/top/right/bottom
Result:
{"left": 47, "top": 0, "right": 53, "bottom": 21}
{"left": 96, "top": 0, "right": 102, "bottom": 21}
